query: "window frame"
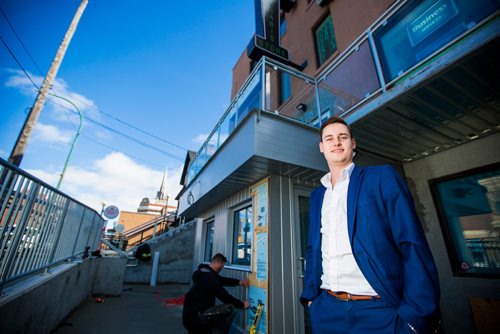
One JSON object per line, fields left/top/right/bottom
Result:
{"left": 314, "top": 14, "right": 337, "bottom": 67}
{"left": 230, "top": 201, "right": 254, "bottom": 268}
{"left": 203, "top": 218, "right": 215, "bottom": 263}
{"left": 429, "top": 162, "right": 500, "bottom": 278}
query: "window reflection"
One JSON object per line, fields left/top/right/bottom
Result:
{"left": 431, "top": 163, "right": 500, "bottom": 276}
{"left": 232, "top": 205, "right": 253, "bottom": 266}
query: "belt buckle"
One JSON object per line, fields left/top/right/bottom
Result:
{"left": 335, "top": 291, "right": 351, "bottom": 301}
{"left": 339, "top": 292, "right": 352, "bottom": 301}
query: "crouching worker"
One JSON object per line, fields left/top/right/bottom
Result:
{"left": 183, "top": 253, "right": 250, "bottom": 334}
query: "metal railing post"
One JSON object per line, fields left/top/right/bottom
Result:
{"left": 70, "top": 207, "right": 87, "bottom": 256}
{"left": 0, "top": 182, "right": 40, "bottom": 293}
{"left": 45, "top": 199, "right": 70, "bottom": 271}
{"left": 367, "top": 27, "right": 387, "bottom": 93}
{"left": 260, "top": 57, "right": 267, "bottom": 120}
{"left": 314, "top": 81, "right": 322, "bottom": 126}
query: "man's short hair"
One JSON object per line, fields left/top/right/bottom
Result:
{"left": 212, "top": 253, "right": 227, "bottom": 263}
{"left": 319, "top": 116, "right": 353, "bottom": 141}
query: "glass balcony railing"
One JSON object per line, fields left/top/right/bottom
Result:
{"left": 185, "top": 0, "right": 498, "bottom": 186}
{"left": 186, "top": 57, "right": 318, "bottom": 185}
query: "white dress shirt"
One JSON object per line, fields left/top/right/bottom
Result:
{"left": 319, "top": 163, "right": 378, "bottom": 295}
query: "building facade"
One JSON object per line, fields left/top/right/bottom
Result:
{"left": 176, "top": 1, "right": 500, "bottom": 333}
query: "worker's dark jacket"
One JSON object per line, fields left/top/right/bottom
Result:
{"left": 182, "top": 264, "right": 244, "bottom": 323}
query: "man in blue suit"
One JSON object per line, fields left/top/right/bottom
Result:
{"left": 300, "top": 116, "right": 440, "bottom": 333}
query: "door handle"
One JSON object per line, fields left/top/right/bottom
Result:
{"left": 297, "top": 256, "right": 306, "bottom": 278}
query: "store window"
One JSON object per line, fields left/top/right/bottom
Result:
{"left": 315, "top": 15, "right": 337, "bottom": 67}
{"left": 203, "top": 220, "right": 215, "bottom": 262}
{"left": 232, "top": 204, "right": 253, "bottom": 266}
{"left": 373, "top": 0, "right": 498, "bottom": 82}
{"left": 430, "top": 163, "right": 500, "bottom": 277}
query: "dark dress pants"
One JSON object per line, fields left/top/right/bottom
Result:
{"left": 309, "top": 290, "right": 412, "bottom": 334}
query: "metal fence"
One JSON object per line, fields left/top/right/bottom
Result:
{"left": 0, "top": 157, "right": 105, "bottom": 293}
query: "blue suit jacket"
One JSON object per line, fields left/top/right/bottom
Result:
{"left": 300, "top": 165, "right": 440, "bottom": 333}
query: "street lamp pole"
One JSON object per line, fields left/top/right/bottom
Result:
{"left": 51, "top": 94, "right": 83, "bottom": 189}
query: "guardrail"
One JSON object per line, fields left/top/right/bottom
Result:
{"left": 0, "top": 157, "right": 105, "bottom": 294}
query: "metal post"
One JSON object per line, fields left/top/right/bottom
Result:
{"left": 260, "top": 57, "right": 267, "bottom": 117}
{"left": 367, "top": 27, "right": 387, "bottom": 93}
{"left": 51, "top": 94, "right": 83, "bottom": 189}
{"left": 150, "top": 251, "right": 160, "bottom": 286}
{"left": 0, "top": 182, "right": 40, "bottom": 292}
{"left": 314, "top": 81, "right": 322, "bottom": 126}
{"left": 45, "top": 198, "right": 70, "bottom": 270}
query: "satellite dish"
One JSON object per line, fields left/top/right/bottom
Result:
{"left": 103, "top": 205, "right": 120, "bottom": 219}
{"left": 115, "top": 224, "right": 125, "bottom": 234}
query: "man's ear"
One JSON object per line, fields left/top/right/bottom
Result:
{"left": 319, "top": 141, "right": 324, "bottom": 153}
{"left": 352, "top": 138, "right": 356, "bottom": 150}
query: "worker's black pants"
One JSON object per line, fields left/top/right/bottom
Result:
{"left": 188, "top": 304, "right": 236, "bottom": 334}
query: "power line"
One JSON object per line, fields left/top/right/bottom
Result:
{"left": 83, "top": 115, "right": 184, "bottom": 161}
{"left": 48, "top": 97, "right": 184, "bottom": 161}
{"left": 0, "top": 36, "right": 39, "bottom": 88}
{"left": 46, "top": 101, "right": 174, "bottom": 169}
{"left": 0, "top": 8, "right": 189, "bottom": 153}
{"left": 0, "top": 36, "right": 186, "bottom": 161}
{"left": 0, "top": 36, "right": 184, "bottom": 161}
{"left": 0, "top": 7, "right": 45, "bottom": 76}
{"left": 81, "top": 134, "right": 168, "bottom": 169}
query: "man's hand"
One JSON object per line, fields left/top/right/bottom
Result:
{"left": 239, "top": 279, "right": 249, "bottom": 287}
{"left": 243, "top": 300, "right": 250, "bottom": 309}
{"left": 307, "top": 301, "right": 312, "bottom": 307}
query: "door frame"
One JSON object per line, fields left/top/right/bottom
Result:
{"left": 291, "top": 185, "right": 314, "bottom": 334}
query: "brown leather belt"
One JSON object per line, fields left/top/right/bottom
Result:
{"left": 326, "top": 290, "right": 381, "bottom": 301}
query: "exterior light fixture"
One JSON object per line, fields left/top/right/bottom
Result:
{"left": 296, "top": 103, "right": 307, "bottom": 112}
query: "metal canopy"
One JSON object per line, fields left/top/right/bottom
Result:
{"left": 351, "top": 38, "right": 500, "bottom": 163}
{"left": 180, "top": 155, "right": 325, "bottom": 217}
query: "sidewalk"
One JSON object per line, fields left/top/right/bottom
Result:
{"left": 53, "top": 284, "right": 190, "bottom": 334}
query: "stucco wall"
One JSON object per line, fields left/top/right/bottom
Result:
{"left": 403, "top": 132, "right": 500, "bottom": 334}
{"left": 0, "top": 259, "right": 98, "bottom": 334}
{"left": 124, "top": 222, "right": 195, "bottom": 284}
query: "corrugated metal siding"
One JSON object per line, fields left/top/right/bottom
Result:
{"left": 255, "top": 114, "right": 327, "bottom": 172}
{"left": 268, "top": 175, "right": 297, "bottom": 334}
{"left": 191, "top": 186, "right": 253, "bottom": 331}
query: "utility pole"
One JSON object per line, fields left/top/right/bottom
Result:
{"left": 8, "top": 0, "right": 89, "bottom": 167}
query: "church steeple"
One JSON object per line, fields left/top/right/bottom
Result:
{"left": 156, "top": 168, "right": 168, "bottom": 200}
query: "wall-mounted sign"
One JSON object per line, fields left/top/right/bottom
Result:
{"left": 103, "top": 205, "right": 119, "bottom": 219}
{"left": 407, "top": 0, "right": 459, "bottom": 47}
{"left": 248, "top": 0, "right": 290, "bottom": 62}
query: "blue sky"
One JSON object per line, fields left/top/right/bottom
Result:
{"left": 0, "top": 0, "right": 255, "bottom": 212}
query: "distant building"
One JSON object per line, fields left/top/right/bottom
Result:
{"left": 137, "top": 169, "right": 176, "bottom": 215}
{"left": 116, "top": 211, "right": 157, "bottom": 234}
{"left": 112, "top": 169, "right": 176, "bottom": 246}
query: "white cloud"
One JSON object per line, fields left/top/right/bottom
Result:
{"left": 0, "top": 148, "right": 8, "bottom": 160}
{"left": 32, "top": 122, "right": 73, "bottom": 145}
{"left": 5, "top": 69, "right": 100, "bottom": 122}
{"left": 27, "top": 152, "right": 183, "bottom": 213}
{"left": 192, "top": 133, "right": 208, "bottom": 145}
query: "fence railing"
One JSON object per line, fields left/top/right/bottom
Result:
{"left": 0, "top": 157, "right": 105, "bottom": 293}
{"left": 120, "top": 211, "right": 177, "bottom": 250}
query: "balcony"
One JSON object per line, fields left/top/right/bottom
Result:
{"left": 178, "top": 0, "right": 500, "bottom": 216}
